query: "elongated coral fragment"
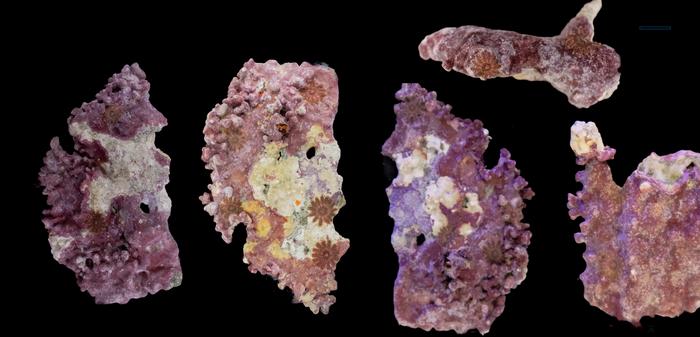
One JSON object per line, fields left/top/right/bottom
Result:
{"left": 383, "top": 84, "right": 533, "bottom": 334}
{"left": 568, "top": 121, "right": 700, "bottom": 323}
{"left": 419, "top": 0, "right": 620, "bottom": 108}
{"left": 38, "top": 64, "right": 182, "bottom": 304}
{"left": 201, "top": 60, "right": 348, "bottom": 314}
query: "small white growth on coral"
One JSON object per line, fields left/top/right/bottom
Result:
{"left": 459, "top": 223, "right": 474, "bottom": 237}
{"left": 577, "top": 0, "right": 602, "bottom": 23}
{"left": 570, "top": 121, "right": 605, "bottom": 156}
{"left": 394, "top": 150, "right": 428, "bottom": 187}
{"left": 425, "top": 176, "right": 460, "bottom": 236}
{"left": 48, "top": 235, "right": 74, "bottom": 260}
{"left": 464, "top": 192, "right": 483, "bottom": 214}
{"left": 638, "top": 151, "right": 700, "bottom": 185}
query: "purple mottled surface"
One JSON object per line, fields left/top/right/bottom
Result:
{"left": 38, "top": 64, "right": 182, "bottom": 304}
{"left": 419, "top": 0, "right": 620, "bottom": 108}
{"left": 568, "top": 121, "right": 700, "bottom": 323}
{"left": 383, "top": 84, "right": 533, "bottom": 334}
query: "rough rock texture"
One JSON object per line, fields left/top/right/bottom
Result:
{"left": 568, "top": 121, "right": 700, "bottom": 323}
{"left": 383, "top": 83, "right": 533, "bottom": 334}
{"left": 201, "top": 60, "right": 348, "bottom": 314}
{"left": 419, "top": 0, "right": 620, "bottom": 108}
{"left": 38, "top": 64, "right": 182, "bottom": 304}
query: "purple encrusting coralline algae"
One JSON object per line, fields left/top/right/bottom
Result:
{"left": 201, "top": 60, "right": 348, "bottom": 314}
{"left": 38, "top": 64, "right": 182, "bottom": 304}
{"left": 568, "top": 121, "right": 700, "bottom": 323}
{"left": 383, "top": 83, "right": 533, "bottom": 334}
{"left": 419, "top": 0, "right": 620, "bottom": 108}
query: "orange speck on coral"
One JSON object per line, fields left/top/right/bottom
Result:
{"left": 295, "top": 199, "right": 301, "bottom": 206}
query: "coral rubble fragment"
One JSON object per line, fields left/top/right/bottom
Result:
{"left": 568, "top": 121, "right": 700, "bottom": 323}
{"left": 419, "top": 0, "right": 620, "bottom": 108}
{"left": 201, "top": 59, "right": 348, "bottom": 314}
{"left": 38, "top": 64, "right": 182, "bottom": 304}
{"left": 383, "top": 83, "right": 533, "bottom": 334}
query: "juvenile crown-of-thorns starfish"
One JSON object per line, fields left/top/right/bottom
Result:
{"left": 383, "top": 83, "right": 534, "bottom": 334}
{"left": 419, "top": 0, "right": 621, "bottom": 108}
{"left": 568, "top": 121, "right": 700, "bottom": 323}
{"left": 38, "top": 64, "right": 182, "bottom": 304}
{"left": 201, "top": 59, "right": 348, "bottom": 314}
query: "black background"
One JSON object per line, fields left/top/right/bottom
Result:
{"left": 10, "top": 1, "right": 697, "bottom": 336}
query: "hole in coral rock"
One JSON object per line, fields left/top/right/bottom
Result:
{"left": 306, "top": 147, "right": 316, "bottom": 159}
{"left": 112, "top": 85, "right": 121, "bottom": 93}
{"left": 688, "top": 162, "right": 696, "bottom": 169}
{"left": 279, "top": 106, "right": 288, "bottom": 116}
{"left": 118, "top": 244, "right": 128, "bottom": 251}
{"left": 85, "top": 258, "right": 94, "bottom": 269}
{"left": 442, "top": 276, "right": 453, "bottom": 288}
{"left": 416, "top": 234, "right": 425, "bottom": 246}
{"left": 140, "top": 203, "right": 150, "bottom": 214}
{"left": 382, "top": 156, "right": 398, "bottom": 184}
{"left": 483, "top": 146, "right": 499, "bottom": 170}
{"left": 137, "top": 271, "right": 148, "bottom": 284}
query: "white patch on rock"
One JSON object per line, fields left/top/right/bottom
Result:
{"left": 69, "top": 122, "right": 170, "bottom": 215}
{"left": 459, "top": 223, "right": 473, "bottom": 237}
{"left": 577, "top": 0, "right": 602, "bottom": 23}
{"left": 249, "top": 142, "right": 304, "bottom": 217}
{"left": 251, "top": 124, "right": 346, "bottom": 259}
{"left": 570, "top": 121, "right": 604, "bottom": 156}
{"left": 425, "top": 176, "right": 459, "bottom": 236}
{"left": 424, "top": 134, "right": 450, "bottom": 163}
{"left": 48, "top": 235, "right": 73, "bottom": 260}
{"left": 513, "top": 67, "right": 544, "bottom": 81}
{"left": 638, "top": 151, "right": 700, "bottom": 185}
{"left": 304, "top": 141, "right": 343, "bottom": 199}
{"left": 464, "top": 192, "right": 483, "bottom": 214}
{"left": 393, "top": 149, "right": 427, "bottom": 187}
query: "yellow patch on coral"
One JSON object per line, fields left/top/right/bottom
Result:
{"left": 243, "top": 242, "right": 257, "bottom": 253}
{"left": 267, "top": 241, "right": 290, "bottom": 259}
{"left": 242, "top": 200, "right": 264, "bottom": 215}
{"left": 459, "top": 223, "right": 473, "bottom": 237}
{"left": 306, "top": 124, "right": 327, "bottom": 144}
{"left": 256, "top": 218, "right": 271, "bottom": 238}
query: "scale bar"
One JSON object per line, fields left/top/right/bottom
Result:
{"left": 639, "top": 25, "right": 672, "bottom": 31}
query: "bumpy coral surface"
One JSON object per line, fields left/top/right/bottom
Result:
{"left": 38, "top": 64, "right": 182, "bottom": 304}
{"left": 201, "top": 60, "right": 348, "bottom": 314}
{"left": 568, "top": 121, "right": 700, "bottom": 323}
{"left": 383, "top": 83, "right": 533, "bottom": 334}
{"left": 419, "top": 0, "right": 620, "bottom": 108}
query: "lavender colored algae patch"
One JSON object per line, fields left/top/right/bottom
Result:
{"left": 383, "top": 84, "right": 533, "bottom": 334}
